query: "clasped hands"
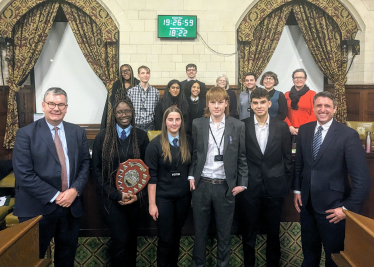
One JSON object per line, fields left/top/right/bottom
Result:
{"left": 118, "top": 192, "right": 138, "bottom": 205}
{"left": 56, "top": 188, "right": 78, "bottom": 208}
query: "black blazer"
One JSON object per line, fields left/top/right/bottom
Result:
{"left": 188, "top": 116, "right": 248, "bottom": 196}
{"left": 13, "top": 119, "right": 90, "bottom": 218}
{"left": 293, "top": 119, "right": 371, "bottom": 214}
{"left": 243, "top": 116, "right": 292, "bottom": 198}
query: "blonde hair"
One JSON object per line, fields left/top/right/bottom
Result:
{"left": 204, "top": 87, "right": 230, "bottom": 117}
{"left": 160, "top": 106, "right": 191, "bottom": 164}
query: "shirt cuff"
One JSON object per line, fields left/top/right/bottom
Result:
{"left": 241, "top": 186, "right": 247, "bottom": 189}
{"left": 188, "top": 176, "right": 194, "bottom": 180}
{"left": 342, "top": 206, "right": 347, "bottom": 210}
{"left": 50, "top": 191, "right": 60, "bottom": 203}
{"left": 293, "top": 190, "right": 301, "bottom": 194}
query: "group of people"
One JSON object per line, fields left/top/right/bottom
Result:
{"left": 11, "top": 63, "right": 372, "bottom": 267}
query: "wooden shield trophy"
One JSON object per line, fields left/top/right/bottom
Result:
{"left": 115, "top": 159, "right": 150, "bottom": 194}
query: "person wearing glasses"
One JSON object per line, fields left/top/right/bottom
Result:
{"left": 259, "top": 71, "right": 287, "bottom": 121}
{"left": 181, "top": 63, "right": 206, "bottom": 90}
{"left": 284, "top": 69, "right": 316, "bottom": 136}
{"left": 216, "top": 74, "right": 237, "bottom": 117}
{"left": 13, "top": 87, "right": 90, "bottom": 266}
{"left": 238, "top": 72, "right": 259, "bottom": 120}
{"left": 154, "top": 79, "right": 190, "bottom": 133}
{"left": 146, "top": 106, "right": 193, "bottom": 267}
{"left": 92, "top": 96, "right": 149, "bottom": 266}
{"left": 101, "top": 64, "right": 139, "bottom": 129}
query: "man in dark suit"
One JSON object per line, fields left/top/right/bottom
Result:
{"left": 189, "top": 86, "right": 248, "bottom": 267}
{"left": 239, "top": 88, "right": 292, "bottom": 267}
{"left": 13, "top": 87, "right": 90, "bottom": 266}
{"left": 293, "top": 91, "right": 371, "bottom": 267}
{"left": 181, "top": 63, "right": 206, "bottom": 90}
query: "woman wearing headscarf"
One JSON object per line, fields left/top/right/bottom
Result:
{"left": 154, "top": 79, "right": 189, "bottom": 133}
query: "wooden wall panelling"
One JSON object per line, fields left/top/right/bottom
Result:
{"left": 346, "top": 91, "right": 360, "bottom": 121}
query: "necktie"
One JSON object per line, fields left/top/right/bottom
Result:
{"left": 312, "top": 126, "right": 323, "bottom": 160}
{"left": 54, "top": 127, "right": 68, "bottom": 191}
{"left": 172, "top": 138, "right": 178, "bottom": 147}
{"left": 120, "top": 130, "right": 127, "bottom": 140}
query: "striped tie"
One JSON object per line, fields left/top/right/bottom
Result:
{"left": 312, "top": 126, "right": 323, "bottom": 160}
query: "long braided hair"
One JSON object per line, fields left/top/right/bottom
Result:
{"left": 102, "top": 96, "right": 141, "bottom": 187}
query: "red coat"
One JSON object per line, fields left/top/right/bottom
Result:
{"left": 284, "top": 89, "right": 316, "bottom": 128}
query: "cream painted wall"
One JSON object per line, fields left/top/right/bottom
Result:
{"left": 0, "top": 0, "right": 373, "bottom": 85}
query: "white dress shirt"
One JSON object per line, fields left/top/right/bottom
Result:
{"left": 201, "top": 116, "right": 226, "bottom": 179}
{"left": 254, "top": 115, "right": 270, "bottom": 154}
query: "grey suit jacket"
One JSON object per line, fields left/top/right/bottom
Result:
{"left": 188, "top": 116, "right": 248, "bottom": 196}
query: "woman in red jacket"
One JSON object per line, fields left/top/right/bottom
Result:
{"left": 284, "top": 69, "right": 316, "bottom": 136}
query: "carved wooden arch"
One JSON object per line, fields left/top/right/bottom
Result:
{"left": 0, "top": 0, "right": 118, "bottom": 41}
{"left": 238, "top": 0, "right": 358, "bottom": 42}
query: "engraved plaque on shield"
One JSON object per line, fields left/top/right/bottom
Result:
{"left": 116, "top": 159, "right": 150, "bottom": 194}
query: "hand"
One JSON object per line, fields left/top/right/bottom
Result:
{"left": 232, "top": 186, "right": 245, "bottom": 196}
{"left": 326, "top": 207, "right": 346, "bottom": 224}
{"left": 149, "top": 204, "right": 159, "bottom": 221}
{"left": 119, "top": 194, "right": 137, "bottom": 205}
{"left": 289, "top": 126, "right": 298, "bottom": 135}
{"left": 294, "top": 193, "right": 302, "bottom": 213}
{"left": 56, "top": 188, "right": 78, "bottom": 208}
{"left": 189, "top": 179, "right": 195, "bottom": 191}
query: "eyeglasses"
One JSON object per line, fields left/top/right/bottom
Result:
{"left": 293, "top": 77, "right": 306, "bottom": 80}
{"left": 44, "top": 102, "right": 67, "bottom": 110}
{"left": 116, "top": 110, "right": 132, "bottom": 116}
{"left": 121, "top": 69, "right": 130, "bottom": 74}
{"left": 187, "top": 69, "right": 196, "bottom": 72}
{"left": 264, "top": 77, "right": 274, "bottom": 81}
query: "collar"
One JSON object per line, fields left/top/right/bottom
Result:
{"left": 187, "top": 78, "right": 197, "bottom": 82}
{"left": 46, "top": 119, "right": 64, "bottom": 132}
{"left": 209, "top": 115, "right": 226, "bottom": 126}
{"left": 254, "top": 114, "right": 269, "bottom": 127}
{"left": 116, "top": 124, "right": 133, "bottom": 139}
{"left": 316, "top": 118, "right": 333, "bottom": 131}
{"left": 190, "top": 96, "right": 199, "bottom": 101}
{"left": 168, "top": 133, "right": 179, "bottom": 144}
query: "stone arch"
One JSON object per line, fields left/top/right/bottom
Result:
{"left": 0, "top": 0, "right": 118, "bottom": 41}
{"left": 238, "top": 0, "right": 359, "bottom": 42}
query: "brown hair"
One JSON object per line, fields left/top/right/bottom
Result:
{"left": 204, "top": 86, "right": 230, "bottom": 117}
{"left": 160, "top": 106, "right": 190, "bottom": 164}
{"left": 260, "top": 71, "right": 279, "bottom": 86}
{"left": 138, "top": 65, "right": 150, "bottom": 74}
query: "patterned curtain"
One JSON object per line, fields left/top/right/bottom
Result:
{"left": 238, "top": 3, "right": 292, "bottom": 91}
{"left": 4, "top": 1, "right": 59, "bottom": 149}
{"left": 61, "top": 2, "right": 118, "bottom": 128}
{"left": 293, "top": 2, "right": 348, "bottom": 123}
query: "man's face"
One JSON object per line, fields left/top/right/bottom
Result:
{"left": 313, "top": 97, "right": 336, "bottom": 125}
{"left": 42, "top": 94, "right": 68, "bottom": 126}
{"left": 186, "top": 67, "right": 197, "bottom": 79}
{"left": 208, "top": 99, "right": 228, "bottom": 119}
{"left": 251, "top": 97, "right": 271, "bottom": 117}
{"left": 293, "top": 71, "right": 307, "bottom": 90}
{"left": 245, "top": 75, "right": 257, "bottom": 90}
{"left": 138, "top": 68, "right": 150, "bottom": 83}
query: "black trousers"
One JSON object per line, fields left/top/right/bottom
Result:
{"left": 99, "top": 196, "right": 140, "bottom": 267}
{"left": 19, "top": 206, "right": 80, "bottom": 267}
{"left": 237, "top": 190, "right": 284, "bottom": 267}
{"left": 300, "top": 198, "right": 345, "bottom": 267}
{"left": 156, "top": 193, "right": 191, "bottom": 267}
{"left": 192, "top": 180, "right": 235, "bottom": 267}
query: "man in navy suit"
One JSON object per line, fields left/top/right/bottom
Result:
{"left": 293, "top": 91, "right": 371, "bottom": 267}
{"left": 13, "top": 87, "right": 90, "bottom": 266}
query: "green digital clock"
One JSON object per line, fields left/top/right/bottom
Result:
{"left": 158, "top": 15, "right": 197, "bottom": 39}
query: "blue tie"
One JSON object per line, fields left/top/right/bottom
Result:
{"left": 172, "top": 138, "right": 178, "bottom": 147}
{"left": 120, "top": 130, "right": 127, "bottom": 140}
{"left": 312, "top": 126, "right": 323, "bottom": 160}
